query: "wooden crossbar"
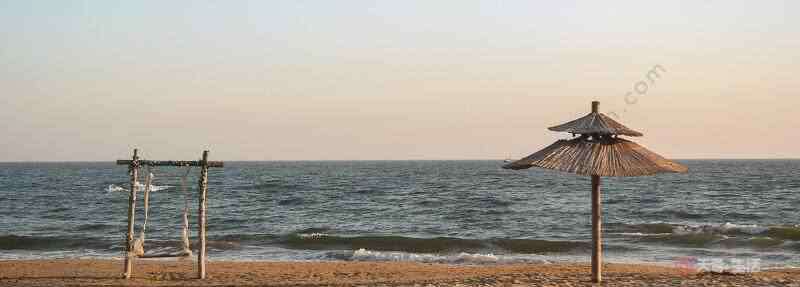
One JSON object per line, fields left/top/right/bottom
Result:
{"left": 116, "top": 160, "right": 224, "bottom": 168}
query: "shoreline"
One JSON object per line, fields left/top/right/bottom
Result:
{"left": 1, "top": 259, "right": 798, "bottom": 286}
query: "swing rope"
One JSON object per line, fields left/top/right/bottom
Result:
{"left": 130, "top": 165, "right": 193, "bottom": 258}
{"left": 132, "top": 166, "right": 153, "bottom": 257}
{"left": 179, "top": 166, "right": 193, "bottom": 257}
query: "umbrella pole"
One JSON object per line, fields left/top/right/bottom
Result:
{"left": 591, "top": 175, "right": 602, "bottom": 283}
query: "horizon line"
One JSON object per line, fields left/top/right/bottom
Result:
{"left": 1, "top": 158, "right": 799, "bottom": 163}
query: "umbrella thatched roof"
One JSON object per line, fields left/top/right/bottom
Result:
{"left": 548, "top": 112, "right": 643, "bottom": 137}
{"left": 502, "top": 101, "right": 685, "bottom": 283}
{"left": 503, "top": 137, "right": 687, "bottom": 176}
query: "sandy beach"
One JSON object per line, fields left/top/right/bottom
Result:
{"left": 0, "top": 259, "right": 797, "bottom": 286}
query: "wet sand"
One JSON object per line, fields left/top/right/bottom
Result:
{"left": 0, "top": 259, "right": 798, "bottom": 286}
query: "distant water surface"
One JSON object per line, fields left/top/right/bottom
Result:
{"left": 0, "top": 160, "right": 798, "bottom": 268}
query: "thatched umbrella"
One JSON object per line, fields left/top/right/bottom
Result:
{"left": 503, "top": 101, "right": 687, "bottom": 283}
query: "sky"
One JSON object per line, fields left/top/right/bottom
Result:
{"left": 1, "top": 1, "right": 798, "bottom": 161}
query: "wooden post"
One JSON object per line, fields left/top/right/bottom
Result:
{"left": 197, "top": 150, "right": 209, "bottom": 279}
{"left": 591, "top": 175, "right": 602, "bottom": 283}
{"left": 591, "top": 101, "right": 599, "bottom": 113}
{"left": 123, "top": 149, "right": 139, "bottom": 279}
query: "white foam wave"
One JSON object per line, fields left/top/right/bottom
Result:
{"left": 106, "top": 184, "right": 171, "bottom": 193}
{"left": 298, "top": 233, "right": 328, "bottom": 239}
{"left": 670, "top": 223, "right": 769, "bottom": 236}
{"left": 106, "top": 184, "right": 126, "bottom": 192}
{"left": 718, "top": 223, "right": 769, "bottom": 235}
{"left": 614, "top": 232, "right": 672, "bottom": 237}
{"left": 350, "top": 248, "right": 549, "bottom": 264}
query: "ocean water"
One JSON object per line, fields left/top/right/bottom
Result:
{"left": 0, "top": 160, "right": 798, "bottom": 268}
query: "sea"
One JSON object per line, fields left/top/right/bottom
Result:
{"left": 1, "top": 160, "right": 798, "bottom": 269}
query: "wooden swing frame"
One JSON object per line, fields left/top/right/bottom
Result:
{"left": 116, "top": 149, "right": 224, "bottom": 279}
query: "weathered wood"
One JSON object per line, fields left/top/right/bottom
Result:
{"left": 116, "top": 160, "right": 223, "bottom": 168}
{"left": 123, "top": 149, "right": 139, "bottom": 279}
{"left": 197, "top": 150, "right": 209, "bottom": 279}
{"left": 591, "top": 175, "right": 602, "bottom": 283}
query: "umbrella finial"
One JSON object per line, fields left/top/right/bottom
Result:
{"left": 591, "top": 101, "right": 599, "bottom": 113}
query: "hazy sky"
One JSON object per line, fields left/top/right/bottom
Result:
{"left": 1, "top": 1, "right": 797, "bottom": 161}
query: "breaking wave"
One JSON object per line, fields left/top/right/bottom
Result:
{"left": 278, "top": 232, "right": 590, "bottom": 254}
{"left": 0, "top": 235, "right": 114, "bottom": 251}
{"left": 615, "top": 223, "right": 800, "bottom": 248}
{"left": 214, "top": 231, "right": 594, "bottom": 254}
{"left": 346, "top": 248, "right": 550, "bottom": 264}
{"left": 106, "top": 183, "right": 171, "bottom": 193}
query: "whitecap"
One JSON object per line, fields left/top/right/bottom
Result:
{"left": 106, "top": 183, "right": 171, "bottom": 192}
{"left": 106, "top": 184, "right": 126, "bottom": 192}
{"left": 719, "top": 222, "right": 769, "bottom": 235}
{"left": 298, "top": 233, "right": 329, "bottom": 239}
{"left": 614, "top": 232, "right": 672, "bottom": 237}
{"left": 670, "top": 223, "right": 768, "bottom": 236}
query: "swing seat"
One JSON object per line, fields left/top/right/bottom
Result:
{"left": 138, "top": 251, "right": 192, "bottom": 259}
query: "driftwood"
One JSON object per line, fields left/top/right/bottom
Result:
{"left": 123, "top": 149, "right": 139, "bottom": 279}
{"left": 197, "top": 151, "right": 209, "bottom": 279}
{"left": 116, "top": 160, "right": 223, "bottom": 168}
